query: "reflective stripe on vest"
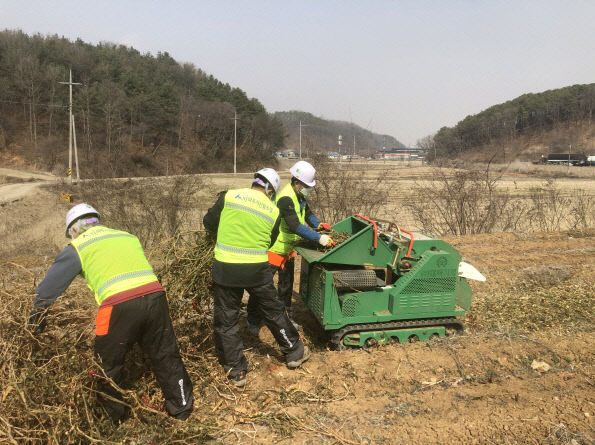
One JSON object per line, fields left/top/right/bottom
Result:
{"left": 97, "top": 269, "right": 156, "bottom": 296}
{"left": 224, "top": 202, "right": 276, "bottom": 224}
{"left": 214, "top": 188, "right": 279, "bottom": 264}
{"left": 269, "top": 183, "right": 305, "bottom": 255}
{"left": 70, "top": 225, "right": 159, "bottom": 305}
{"left": 76, "top": 233, "right": 136, "bottom": 252}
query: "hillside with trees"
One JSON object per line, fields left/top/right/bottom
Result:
{"left": 424, "top": 83, "right": 595, "bottom": 162}
{"left": 0, "top": 30, "right": 285, "bottom": 177}
{"left": 274, "top": 111, "right": 404, "bottom": 157}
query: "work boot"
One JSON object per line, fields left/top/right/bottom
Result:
{"left": 230, "top": 370, "right": 247, "bottom": 388}
{"left": 287, "top": 346, "right": 311, "bottom": 369}
{"left": 246, "top": 321, "right": 261, "bottom": 337}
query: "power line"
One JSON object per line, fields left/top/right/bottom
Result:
{"left": 0, "top": 99, "right": 68, "bottom": 108}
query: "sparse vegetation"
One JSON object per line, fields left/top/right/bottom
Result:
{"left": 307, "top": 154, "right": 392, "bottom": 224}
{"left": 48, "top": 175, "right": 204, "bottom": 248}
{"left": 406, "top": 168, "right": 594, "bottom": 235}
{"left": 0, "top": 165, "right": 593, "bottom": 443}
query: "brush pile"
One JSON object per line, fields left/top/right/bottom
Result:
{"left": 156, "top": 230, "right": 215, "bottom": 329}
{"left": 0, "top": 235, "right": 222, "bottom": 443}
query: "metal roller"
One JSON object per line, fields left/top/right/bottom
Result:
{"left": 332, "top": 269, "right": 378, "bottom": 290}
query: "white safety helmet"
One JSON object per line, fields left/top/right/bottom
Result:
{"left": 254, "top": 168, "right": 281, "bottom": 194}
{"left": 289, "top": 160, "right": 316, "bottom": 187}
{"left": 65, "top": 203, "right": 100, "bottom": 237}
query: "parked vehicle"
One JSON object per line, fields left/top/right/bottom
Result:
{"left": 543, "top": 153, "right": 587, "bottom": 166}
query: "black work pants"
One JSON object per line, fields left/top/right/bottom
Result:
{"left": 213, "top": 281, "right": 304, "bottom": 379}
{"left": 247, "top": 258, "right": 295, "bottom": 325}
{"left": 94, "top": 291, "right": 193, "bottom": 423}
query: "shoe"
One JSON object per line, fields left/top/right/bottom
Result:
{"left": 246, "top": 321, "right": 260, "bottom": 337}
{"left": 287, "top": 346, "right": 311, "bottom": 369}
{"left": 230, "top": 370, "right": 247, "bottom": 387}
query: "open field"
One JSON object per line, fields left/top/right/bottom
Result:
{"left": 0, "top": 164, "right": 594, "bottom": 444}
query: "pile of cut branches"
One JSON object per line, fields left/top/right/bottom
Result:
{"left": 0, "top": 230, "right": 224, "bottom": 443}
{"left": 157, "top": 231, "right": 214, "bottom": 300}
{"left": 296, "top": 230, "right": 351, "bottom": 252}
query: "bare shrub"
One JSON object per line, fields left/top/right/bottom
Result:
{"left": 405, "top": 168, "right": 528, "bottom": 235}
{"left": 526, "top": 179, "right": 572, "bottom": 232}
{"left": 568, "top": 189, "right": 595, "bottom": 230}
{"left": 307, "top": 155, "right": 391, "bottom": 223}
{"left": 57, "top": 175, "right": 203, "bottom": 248}
{"left": 529, "top": 183, "right": 595, "bottom": 232}
{"left": 32, "top": 136, "right": 63, "bottom": 172}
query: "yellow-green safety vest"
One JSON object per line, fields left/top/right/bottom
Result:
{"left": 269, "top": 183, "right": 305, "bottom": 255}
{"left": 214, "top": 188, "right": 280, "bottom": 263}
{"left": 70, "top": 225, "right": 158, "bottom": 305}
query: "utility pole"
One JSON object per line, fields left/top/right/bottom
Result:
{"left": 59, "top": 69, "right": 81, "bottom": 184}
{"left": 232, "top": 112, "right": 239, "bottom": 175}
{"left": 299, "top": 120, "right": 308, "bottom": 159}
{"left": 72, "top": 114, "right": 80, "bottom": 182}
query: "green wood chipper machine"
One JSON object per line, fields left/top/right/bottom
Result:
{"left": 295, "top": 215, "right": 485, "bottom": 349}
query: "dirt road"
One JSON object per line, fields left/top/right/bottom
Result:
{"left": 0, "top": 167, "right": 57, "bottom": 205}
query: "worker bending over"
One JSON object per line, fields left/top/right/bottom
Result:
{"left": 247, "top": 160, "right": 333, "bottom": 333}
{"left": 203, "top": 168, "right": 310, "bottom": 387}
{"left": 29, "top": 204, "right": 194, "bottom": 423}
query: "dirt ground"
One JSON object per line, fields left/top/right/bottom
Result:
{"left": 0, "top": 165, "right": 593, "bottom": 444}
{"left": 241, "top": 230, "right": 594, "bottom": 445}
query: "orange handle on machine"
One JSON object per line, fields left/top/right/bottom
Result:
{"left": 354, "top": 214, "right": 378, "bottom": 249}
{"left": 394, "top": 225, "right": 414, "bottom": 258}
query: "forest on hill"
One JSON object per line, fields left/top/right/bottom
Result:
{"left": 427, "top": 83, "right": 595, "bottom": 161}
{"left": 274, "top": 110, "right": 404, "bottom": 157}
{"left": 0, "top": 30, "right": 285, "bottom": 177}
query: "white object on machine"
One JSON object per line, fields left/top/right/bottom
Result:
{"left": 458, "top": 261, "right": 486, "bottom": 282}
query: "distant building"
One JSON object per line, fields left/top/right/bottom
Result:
{"left": 277, "top": 149, "right": 299, "bottom": 159}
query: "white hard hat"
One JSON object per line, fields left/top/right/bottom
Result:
{"left": 255, "top": 168, "right": 281, "bottom": 194}
{"left": 289, "top": 160, "right": 316, "bottom": 187}
{"left": 65, "top": 203, "right": 100, "bottom": 236}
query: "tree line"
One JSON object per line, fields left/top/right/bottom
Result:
{"left": 0, "top": 30, "right": 285, "bottom": 177}
{"left": 274, "top": 110, "right": 404, "bottom": 157}
{"left": 424, "top": 83, "right": 595, "bottom": 159}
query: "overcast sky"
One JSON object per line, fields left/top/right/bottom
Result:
{"left": 1, "top": 1, "right": 594, "bottom": 146}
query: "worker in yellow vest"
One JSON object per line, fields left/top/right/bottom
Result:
{"left": 203, "top": 168, "right": 310, "bottom": 387}
{"left": 28, "top": 204, "right": 193, "bottom": 423}
{"left": 246, "top": 161, "right": 333, "bottom": 333}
